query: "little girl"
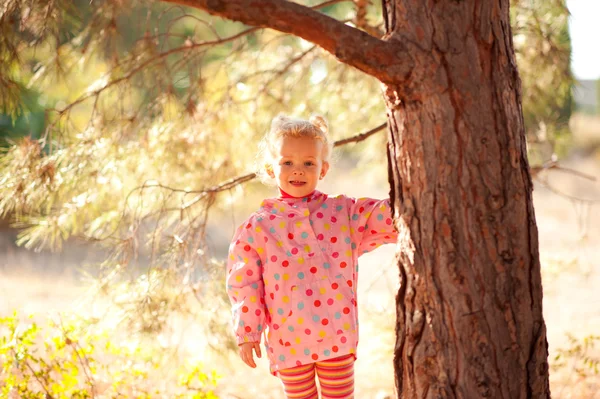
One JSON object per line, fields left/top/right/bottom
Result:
{"left": 226, "top": 114, "right": 398, "bottom": 399}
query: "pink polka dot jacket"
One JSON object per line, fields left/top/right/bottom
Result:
{"left": 226, "top": 190, "right": 397, "bottom": 374}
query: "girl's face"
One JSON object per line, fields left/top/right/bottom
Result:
{"left": 268, "top": 136, "right": 329, "bottom": 197}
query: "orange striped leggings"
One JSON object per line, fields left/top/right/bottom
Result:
{"left": 277, "top": 354, "right": 354, "bottom": 399}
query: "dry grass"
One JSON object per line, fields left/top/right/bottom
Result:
{"left": 2, "top": 117, "right": 600, "bottom": 398}
{"left": 571, "top": 113, "right": 600, "bottom": 149}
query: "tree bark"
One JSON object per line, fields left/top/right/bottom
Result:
{"left": 383, "top": 1, "right": 550, "bottom": 397}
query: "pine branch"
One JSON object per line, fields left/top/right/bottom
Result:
{"left": 48, "top": 27, "right": 262, "bottom": 124}
{"left": 530, "top": 160, "right": 596, "bottom": 182}
{"left": 83, "top": 122, "right": 388, "bottom": 242}
{"left": 161, "top": 0, "right": 412, "bottom": 83}
{"left": 532, "top": 160, "right": 600, "bottom": 204}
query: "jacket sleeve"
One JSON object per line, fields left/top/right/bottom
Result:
{"left": 226, "top": 220, "right": 266, "bottom": 345}
{"left": 346, "top": 196, "right": 398, "bottom": 255}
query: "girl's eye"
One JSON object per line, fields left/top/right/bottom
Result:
{"left": 283, "top": 161, "right": 292, "bottom": 166}
{"left": 304, "top": 162, "right": 314, "bottom": 166}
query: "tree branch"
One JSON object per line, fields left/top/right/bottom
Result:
{"left": 530, "top": 160, "right": 597, "bottom": 182}
{"left": 334, "top": 121, "right": 387, "bottom": 146}
{"left": 82, "top": 122, "right": 388, "bottom": 242}
{"left": 49, "top": 26, "right": 260, "bottom": 121}
{"left": 161, "top": 0, "right": 412, "bottom": 83}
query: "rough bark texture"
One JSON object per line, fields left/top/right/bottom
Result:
{"left": 383, "top": 0, "right": 550, "bottom": 398}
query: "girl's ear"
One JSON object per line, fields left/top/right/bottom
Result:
{"left": 266, "top": 164, "right": 275, "bottom": 179}
{"left": 319, "top": 161, "right": 330, "bottom": 180}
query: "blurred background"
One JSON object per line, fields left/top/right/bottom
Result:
{"left": 0, "top": 0, "right": 599, "bottom": 397}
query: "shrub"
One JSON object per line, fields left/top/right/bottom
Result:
{"left": 0, "top": 312, "right": 220, "bottom": 398}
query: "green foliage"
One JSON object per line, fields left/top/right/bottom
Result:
{"left": 511, "top": 0, "right": 574, "bottom": 160}
{"left": 550, "top": 333, "right": 600, "bottom": 397}
{"left": 552, "top": 334, "right": 600, "bottom": 377}
{"left": 0, "top": 0, "right": 81, "bottom": 118}
{"left": 0, "top": 312, "right": 220, "bottom": 398}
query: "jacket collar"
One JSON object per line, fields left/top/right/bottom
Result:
{"left": 260, "top": 190, "right": 326, "bottom": 210}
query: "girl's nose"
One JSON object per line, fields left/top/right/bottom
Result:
{"left": 293, "top": 169, "right": 304, "bottom": 175}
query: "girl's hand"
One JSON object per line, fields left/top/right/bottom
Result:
{"left": 239, "top": 342, "right": 262, "bottom": 368}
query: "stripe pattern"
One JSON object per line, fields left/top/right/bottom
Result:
{"left": 278, "top": 354, "right": 354, "bottom": 399}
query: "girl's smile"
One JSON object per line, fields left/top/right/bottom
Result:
{"left": 268, "top": 136, "right": 329, "bottom": 197}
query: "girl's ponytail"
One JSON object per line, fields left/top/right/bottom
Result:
{"left": 309, "top": 114, "right": 328, "bottom": 135}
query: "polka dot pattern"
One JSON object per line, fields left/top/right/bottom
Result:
{"left": 226, "top": 191, "right": 397, "bottom": 374}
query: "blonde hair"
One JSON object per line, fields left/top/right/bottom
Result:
{"left": 256, "top": 114, "right": 333, "bottom": 184}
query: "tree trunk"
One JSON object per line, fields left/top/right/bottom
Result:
{"left": 382, "top": 0, "right": 550, "bottom": 397}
